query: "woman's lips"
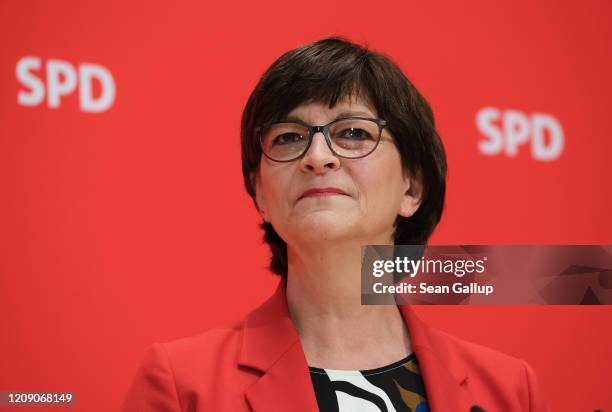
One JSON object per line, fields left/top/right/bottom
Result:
{"left": 299, "top": 187, "right": 349, "bottom": 199}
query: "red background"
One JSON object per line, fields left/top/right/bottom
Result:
{"left": 1, "top": 1, "right": 611, "bottom": 410}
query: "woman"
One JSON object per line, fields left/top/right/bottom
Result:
{"left": 121, "top": 37, "right": 549, "bottom": 412}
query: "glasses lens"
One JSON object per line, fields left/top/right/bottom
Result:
{"left": 261, "top": 122, "right": 310, "bottom": 161}
{"left": 328, "top": 118, "right": 381, "bottom": 158}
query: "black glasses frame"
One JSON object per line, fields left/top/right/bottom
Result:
{"left": 255, "top": 116, "right": 388, "bottom": 163}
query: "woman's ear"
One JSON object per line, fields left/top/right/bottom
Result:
{"left": 399, "top": 171, "right": 423, "bottom": 218}
{"left": 251, "top": 171, "right": 269, "bottom": 222}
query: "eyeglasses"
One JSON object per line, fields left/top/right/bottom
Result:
{"left": 255, "top": 116, "right": 388, "bottom": 162}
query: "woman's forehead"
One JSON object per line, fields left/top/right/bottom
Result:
{"left": 286, "top": 96, "right": 379, "bottom": 121}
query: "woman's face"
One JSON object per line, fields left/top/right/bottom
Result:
{"left": 253, "top": 96, "right": 422, "bottom": 247}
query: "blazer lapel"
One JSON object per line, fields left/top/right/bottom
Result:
{"left": 239, "top": 278, "right": 477, "bottom": 412}
{"left": 239, "top": 277, "right": 319, "bottom": 412}
{"left": 244, "top": 342, "right": 319, "bottom": 412}
{"left": 399, "top": 304, "right": 478, "bottom": 411}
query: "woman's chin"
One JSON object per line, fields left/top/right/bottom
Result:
{"left": 288, "top": 211, "right": 360, "bottom": 240}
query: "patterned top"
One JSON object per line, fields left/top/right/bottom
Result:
{"left": 309, "top": 353, "right": 429, "bottom": 412}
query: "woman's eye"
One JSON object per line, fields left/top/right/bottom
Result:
{"left": 273, "top": 133, "right": 304, "bottom": 145}
{"left": 340, "top": 128, "right": 371, "bottom": 140}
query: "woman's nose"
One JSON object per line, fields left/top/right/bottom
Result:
{"left": 299, "top": 132, "right": 341, "bottom": 174}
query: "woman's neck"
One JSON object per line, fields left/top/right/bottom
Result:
{"left": 285, "top": 242, "right": 412, "bottom": 370}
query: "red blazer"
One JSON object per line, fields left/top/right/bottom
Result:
{"left": 121, "top": 278, "right": 550, "bottom": 411}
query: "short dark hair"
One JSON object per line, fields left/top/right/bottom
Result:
{"left": 240, "top": 36, "right": 447, "bottom": 277}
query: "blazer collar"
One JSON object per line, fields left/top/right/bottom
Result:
{"left": 239, "top": 278, "right": 476, "bottom": 412}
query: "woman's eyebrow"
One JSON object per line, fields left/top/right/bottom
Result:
{"left": 335, "top": 110, "right": 375, "bottom": 118}
{"left": 282, "top": 111, "right": 376, "bottom": 123}
{"left": 283, "top": 115, "right": 305, "bottom": 123}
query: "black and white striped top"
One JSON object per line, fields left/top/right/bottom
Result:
{"left": 309, "top": 353, "right": 429, "bottom": 412}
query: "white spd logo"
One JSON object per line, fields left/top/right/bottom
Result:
{"left": 16, "top": 56, "right": 116, "bottom": 113}
{"left": 476, "top": 107, "right": 564, "bottom": 161}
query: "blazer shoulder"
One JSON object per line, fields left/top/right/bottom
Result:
{"left": 160, "top": 318, "right": 246, "bottom": 375}
{"left": 121, "top": 319, "right": 247, "bottom": 412}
